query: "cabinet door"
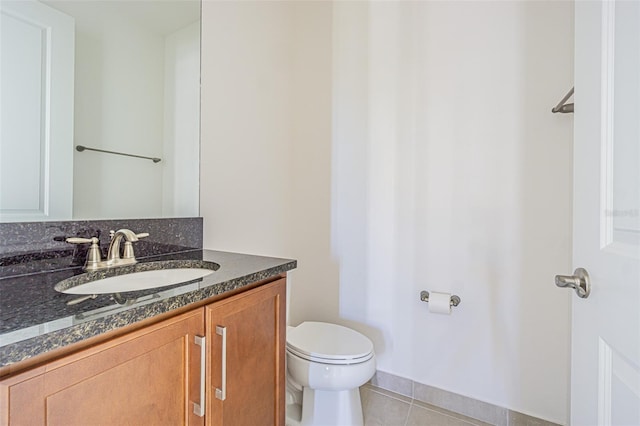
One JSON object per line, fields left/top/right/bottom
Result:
{"left": 0, "top": 309, "right": 205, "bottom": 426}
{"left": 206, "top": 279, "right": 286, "bottom": 426}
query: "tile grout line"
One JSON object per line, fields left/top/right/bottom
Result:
{"left": 409, "top": 398, "right": 481, "bottom": 426}
{"left": 371, "top": 372, "right": 503, "bottom": 426}
{"left": 403, "top": 380, "right": 414, "bottom": 426}
{"left": 366, "top": 386, "right": 412, "bottom": 404}
{"left": 407, "top": 377, "right": 415, "bottom": 426}
{"left": 402, "top": 404, "right": 409, "bottom": 426}
{"left": 367, "top": 383, "right": 485, "bottom": 426}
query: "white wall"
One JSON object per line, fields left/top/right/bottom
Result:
{"left": 330, "top": 2, "right": 574, "bottom": 423}
{"left": 71, "top": 7, "right": 200, "bottom": 220}
{"left": 201, "top": 1, "right": 573, "bottom": 423}
{"left": 163, "top": 21, "right": 200, "bottom": 217}
{"left": 201, "top": 1, "right": 295, "bottom": 257}
{"left": 73, "top": 13, "right": 165, "bottom": 219}
{"left": 200, "top": 0, "right": 337, "bottom": 322}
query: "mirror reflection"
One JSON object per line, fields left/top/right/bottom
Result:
{"left": 0, "top": 0, "right": 200, "bottom": 222}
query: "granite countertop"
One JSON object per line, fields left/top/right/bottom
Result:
{"left": 0, "top": 249, "right": 296, "bottom": 369}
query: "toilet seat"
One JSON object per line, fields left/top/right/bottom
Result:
{"left": 286, "top": 322, "right": 374, "bottom": 365}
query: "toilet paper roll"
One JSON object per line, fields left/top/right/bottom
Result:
{"left": 428, "top": 292, "right": 452, "bottom": 315}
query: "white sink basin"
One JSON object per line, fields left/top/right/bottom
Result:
{"left": 60, "top": 266, "right": 215, "bottom": 295}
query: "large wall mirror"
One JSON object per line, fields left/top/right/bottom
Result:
{"left": 0, "top": 0, "right": 200, "bottom": 222}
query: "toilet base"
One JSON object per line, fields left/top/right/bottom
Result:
{"left": 286, "top": 386, "right": 364, "bottom": 426}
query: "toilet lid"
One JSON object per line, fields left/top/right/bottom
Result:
{"left": 286, "top": 322, "right": 374, "bottom": 363}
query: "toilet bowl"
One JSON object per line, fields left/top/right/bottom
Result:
{"left": 285, "top": 322, "right": 376, "bottom": 426}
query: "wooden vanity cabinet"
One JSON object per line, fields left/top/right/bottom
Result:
{"left": 205, "top": 278, "right": 286, "bottom": 426}
{"left": 0, "top": 278, "right": 286, "bottom": 426}
{"left": 0, "top": 309, "right": 205, "bottom": 426}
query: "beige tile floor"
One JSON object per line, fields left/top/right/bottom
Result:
{"left": 361, "top": 385, "right": 493, "bottom": 426}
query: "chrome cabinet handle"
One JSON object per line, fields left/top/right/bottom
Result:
{"left": 555, "top": 267, "right": 591, "bottom": 299}
{"left": 193, "top": 335, "right": 206, "bottom": 416}
{"left": 215, "top": 326, "right": 227, "bottom": 401}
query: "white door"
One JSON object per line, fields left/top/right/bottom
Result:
{"left": 568, "top": 1, "right": 640, "bottom": 425}
{"left": 0, "top": 0, "right": 74, "bottom": 222}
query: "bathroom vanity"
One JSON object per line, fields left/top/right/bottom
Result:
{"left": 0, "top": 244, "right": 295, "bottom": 426}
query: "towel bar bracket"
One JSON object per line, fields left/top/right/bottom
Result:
{"left": 552, "top": 87, "right": 574, "bottom": 114}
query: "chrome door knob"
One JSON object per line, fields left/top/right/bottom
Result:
{"left": 555, "top": 267, "right": 591, "bottom": 299}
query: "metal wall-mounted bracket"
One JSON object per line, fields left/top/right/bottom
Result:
{"left": 420, "top": 290, "right": 461, "bottom": 307}
{"left": 552, "top": 87, "right": 574, "bottom": 113}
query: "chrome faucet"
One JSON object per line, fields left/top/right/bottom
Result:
{"left": 107, "top": 229, "right": 148, "bottom": 263}
{"left": 66, "top": 229, "right": 149, "bottom": 271}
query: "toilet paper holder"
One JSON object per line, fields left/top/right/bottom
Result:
{"left": 420, "top": 291, "right": 461, "bottom": 307}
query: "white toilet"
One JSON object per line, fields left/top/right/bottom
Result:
{"left": 285, "top": 321, "right": 376, "bottom": 426}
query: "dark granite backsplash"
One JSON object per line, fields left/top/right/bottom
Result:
{"left": 0, "top": 218, "right": 203, "bottom": 279}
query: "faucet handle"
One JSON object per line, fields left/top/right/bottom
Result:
{"left": 66, "top": 237, "right": 103, "bottom": 271}
{"left": 66, "top": 237, "right": 99, "bottom": 245}
{"left": 121, "top": 232, "right": 149, "bottom": 260}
